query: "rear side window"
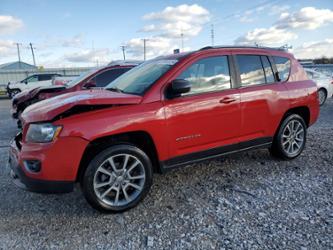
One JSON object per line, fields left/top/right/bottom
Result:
{"left": 94, "top": 68, "right": 131, "bottom": 87}
{"left": 273, "top": 56, "right": 291, "bottom": 81}
{"left": 38, "top": 75, "right": 52, "bottom": 81}
{"left": 236, "top": 55, "right": 266, "bottom": 86}
{"left": 177, "top": 56, "right": 231, "bottom": 95}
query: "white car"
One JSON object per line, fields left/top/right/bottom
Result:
{"left": 6, "top": 73, "right": 61, "bottom": 98}
{"left": 305, "top": 68, "right": 333, "bottom": 106}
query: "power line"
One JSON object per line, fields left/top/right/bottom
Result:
{"left": 209, "top": 0, "right": 283, "bottom": 26}
{"left": 205, "top": 0, "right": 285, "bottom": 45}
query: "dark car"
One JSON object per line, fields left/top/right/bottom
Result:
{"left": 11, "top": 62, "right": 140, "bottom": 127}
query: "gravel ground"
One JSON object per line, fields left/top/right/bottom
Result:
{"left": 0, "top": 98, "right": 332, "bottom": 249}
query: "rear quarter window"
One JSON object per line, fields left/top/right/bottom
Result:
{"left": 273, "top": 56, "right": 291, "bottom": 82}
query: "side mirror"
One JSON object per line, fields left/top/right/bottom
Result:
{"left": 83, "top": 81, "right": 96, "bottom": 89}
{"left": 167, "top": 79, "right": 191, "bottom": 98}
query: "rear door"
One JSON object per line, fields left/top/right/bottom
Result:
{"left": 163, "top": 54, "right": 241, "bottom": 160}
{"left": 235, "top": 54, "right": 289, "bottom": 142}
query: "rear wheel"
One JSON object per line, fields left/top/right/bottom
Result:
{"left": 82, "top": 144, "right": 153, "bottom": 213}
{"left": 318, "top": 88, "right": 327, "bottom": 106}
{"left": 270, "top": 114, "right": 307, "bottom": 160}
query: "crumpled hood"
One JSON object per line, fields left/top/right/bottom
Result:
{"left": 21, "top": 89, "right": 142, "bottom": 123}
{"left": 14, "top": 86, "right": 66, "bottom": 105}
{"left": 13, "top": 88, "right": 39, "bottom": 105}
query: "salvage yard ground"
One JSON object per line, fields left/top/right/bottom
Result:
{"left": 0, "top": 98, "right": 332, "bottom": 249}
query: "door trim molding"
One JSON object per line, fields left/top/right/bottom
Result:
{"left": 160, "top": 137, "right": 272, "bottom": 172}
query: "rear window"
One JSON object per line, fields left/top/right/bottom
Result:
{"left": 94, "top": 68, "right": 131, "bottom": 87}
{"left": 273, "top": 56, "right": 291, "bottom": 81}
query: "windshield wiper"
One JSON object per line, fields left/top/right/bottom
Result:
{"left": 107, "top": 87, "right": 124, "bottom": 93}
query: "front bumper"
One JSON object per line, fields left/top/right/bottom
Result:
{"left": 8, "top": 133, "right": 88, "bottom": 194}
{"left": 11, "top": 106, "right": 18, "bottom": 119}
{"left": 8, "top": 152, "right": 74, "bottom": 194}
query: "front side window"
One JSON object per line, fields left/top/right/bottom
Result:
{"left": 106, "top": 59, "right": 178, "bottom": 95}
{"left": 177, "top": 56, "right": 231, "bottom": 95}
{"left": 236, "top": 55, "right": 266, "bottom": 86}
{"left": 273, "top": 56, "right": 291, "bottom": 81}
{"left": 94, "top": 68, "right": 131, "bottom": 87}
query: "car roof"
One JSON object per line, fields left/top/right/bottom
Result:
{"left": 153, "top": 45, "right": 292, "bottom": 62}
{"left": 199, "top": 45, "right": 289, "bottom": 52}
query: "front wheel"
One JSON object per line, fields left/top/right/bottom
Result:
{"left": 82, "top": 144, "right": 153, "bottom": 213}
{"left": 270, "top": 114, "right": 307, "bottom": 160}
{"left": 8, "top": 89, "right": 21, "bottom": 98}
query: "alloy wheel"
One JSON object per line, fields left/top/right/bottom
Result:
{"left": 318, "top": 89, "right": 326, "bottom": 106}
{"left": 281, "top": 120, "right": 305, "bottom": 156}
{"left": 93, "top": 154, "right": 146, "bottom": 207}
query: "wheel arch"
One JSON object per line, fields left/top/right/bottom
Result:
{"left": 277, "top": 106, "right": 310, "bottom": 133}
{"left": 318, "top": 87, "right": 327, "bottom": 93}
{"left": 76, "top": 130, "right": 161, "bottom": 183}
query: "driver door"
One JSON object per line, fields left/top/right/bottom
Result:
{"left": 163, "top": 55, "right": 241, "bottom": 162}
{"left": 21, "top": 75, "right": 38, "bottom": 91}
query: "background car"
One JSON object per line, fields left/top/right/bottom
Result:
{"left": 11, "top": 61, "right": 141, "bottom": 127}
{"left": 52, "top": 75, "right": 78, "bottom": 86}
{"left": 6, "top": 73, "right": 62, "bottom": 98}
{"left": 305, "top": 68, "right": 333, "bottom": 105}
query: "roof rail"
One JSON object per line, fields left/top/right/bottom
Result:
{"left": 199, "top": 45, "right": 289, "bottom": 52}
{"left": 108, "top": 60, "right": 143, "bottom": 66}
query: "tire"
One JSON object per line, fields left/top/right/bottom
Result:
{"left": 318, "top": 88, "right": 327, "bottom": 106}
{"left": 9, "top": 89, "right": 21, "bottom": 99}
{"left": 81, "top": 144, "right": 153, "bottom": 213}
{"left": 270, "top": 114, "right": 307, "bottom": 160}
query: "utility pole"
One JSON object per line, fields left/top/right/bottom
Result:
{"left": 29, "top": 43, "right": 36, "bottom": 66}
{"left": 143, "top": 39, "right": 147, "bottom": 61}
{"left": 15, "top": 43, "right": 22, "bottom": 66}
{"left": 120, "top": 45, "right": 126, "bottom": 61}
{"left": 211, "top": 24, "right": 215, "bottom": 46}
{"left": 180, "top": 30, "right": 184, "bottom": 52}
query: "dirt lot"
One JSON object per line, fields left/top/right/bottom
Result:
{"left": 0, "top": 98, "right": 332, "bottom": 249}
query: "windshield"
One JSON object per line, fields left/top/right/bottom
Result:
{"left": 105, "top": 59, "right": 178, "bottom": 95}
{"left": 66, "top": 68, "right": 97, "bottom": 87}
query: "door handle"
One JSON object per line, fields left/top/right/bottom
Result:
{"left": 219, "top": 97, "right": 236, "bottom": 104}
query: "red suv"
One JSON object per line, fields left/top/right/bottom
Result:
{"left": 9, "top": 46, "right": 319, "bottom": 212}
{"left": 11, "top": 62, "right": 140, "bottom": 127}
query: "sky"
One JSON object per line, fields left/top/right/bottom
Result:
{"left": 1, "top": 0, "right": 333, "bottom": 67}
